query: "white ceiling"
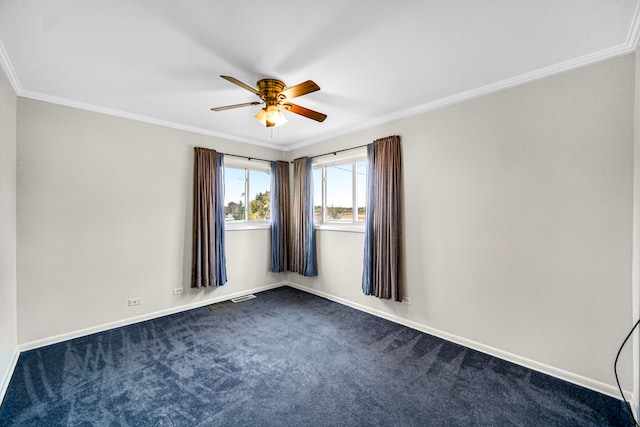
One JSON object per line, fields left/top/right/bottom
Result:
{"left": 1, "top": 1, "right": 639, "bottom": 150}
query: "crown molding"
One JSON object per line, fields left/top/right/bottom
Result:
{"left": 11, "top": 38, "right": 637, "bottom": 154}
{"left": 627, "top": 0, "right": 640, "bottom": 50}
{"left": 0, "top": 39, "right": 22, "bottom": 95}
{"left": 0, "top": 41, "right": 287, "bottom": 152}
{"left": 19, "top": 90, "right": 287, "bottom": 152}
{"left": 289, "top": 41, "right": 637, "bottom": 152}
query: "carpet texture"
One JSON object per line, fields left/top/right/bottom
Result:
{"left": 0, "top": 286, "right": 633, "bottom": 426}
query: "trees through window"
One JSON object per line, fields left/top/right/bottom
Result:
{"left": 224, "top": 160, "right": 271, "bottom": 224}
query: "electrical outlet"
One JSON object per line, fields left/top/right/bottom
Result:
{"left": 128, "top": 297, "right": 142, "bottom": 306}
{"left": 402, "top": 297, "right": 411, "bottom": 305}
{"left": 173, "top": 287, "right": 184, "bottom": 295}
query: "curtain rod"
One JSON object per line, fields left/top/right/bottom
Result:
{"left": 293, "top": 144, "right": 369, "bottom": 163}
{"left": 218, "top": 143, "right": 370, "bottom": 164}
{"left": 221, "top": 152, "right": 275, "bottom": 164}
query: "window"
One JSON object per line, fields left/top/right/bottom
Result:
{"left": 312, "top": 149, "right": 367, "bottom": 229}
{"left": 224, "top": 158, "right": 271, "bottom": 227}
{"left": 356, "top": 159, "right": 367, "bottom": 221}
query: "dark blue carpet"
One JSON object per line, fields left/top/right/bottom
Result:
{"left": 0, "top": 286, "right": 633, "bottom": 426}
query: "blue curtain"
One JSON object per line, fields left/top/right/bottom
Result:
{"left": 191, "top": 147, "right": 227, "bottom": 288}
{"left": 214, "top": 153, "right": 227, "bottom": 285}
{"left": 270, "top": 161, "right": 281, "bottom": 272}
{"left": 270, "top": 161, "right": 290, "bottom": 272}
{"left": 302, "top": 157, "right": 317, "bottom": 276}
{"left": 291, "top": 157, "right": 317, "bottom": 276}
{"left": 362, "top": 143, "right": 376, "bottom": 295}
{"left": 362, "top": 136, "right": 402, "bottom": 300}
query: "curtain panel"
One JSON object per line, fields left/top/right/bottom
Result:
{"left": 270, "top": 160, "right": 291, "bottom": 272}
{"left": 362, "top": 135, "right": 403, "bottom": 300}
{"left": 290, "top": 157, "right": 317, "bottom": 276}
{"left": 192, "top": 147, "right": 228, "bottom": 288}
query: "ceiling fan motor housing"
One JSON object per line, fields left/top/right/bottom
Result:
{"left": 257, "top": 79, "right": 287, "bottom": 107}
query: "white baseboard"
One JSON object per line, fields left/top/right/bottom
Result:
{"left": 0, "top": 349, "right": 19, "bottom": 406}
{"left": 285, "top": 281, "right": 631, "bottom": 401}
{"left": 18, "top": 282, "right": 287, "bottom": 352}
{"left": 11, "top": 280, "right": 633, "bottom": 404}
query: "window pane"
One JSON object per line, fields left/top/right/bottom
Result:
{"left": 225, "top": 167, "right": 246, "bottom": 221}
{"left": 313, "top": 167, "right": 322, "bottom": 222}
{"left": 249, "top": 170, "right": 270, "bottom": 220}
{"left": 357, "top": 160, "right": 367, "bottom": 222}
{"left": 326, "top": 163, "right": 353, "bottom": 222}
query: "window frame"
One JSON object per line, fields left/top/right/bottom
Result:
{"left": 223, "top": 157, "right": 271, "bottom": 231}
{"left": 312, "top": 148, "right": 367, "bottom": 233}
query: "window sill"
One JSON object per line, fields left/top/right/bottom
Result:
{"left": 225, "top": 222, "right": 271, "bottom": 231}
{"left": 315, "top": 223, "right": 365, "bottom": 233}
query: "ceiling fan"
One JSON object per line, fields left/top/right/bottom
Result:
{"left": 211, "top": 75, "right": 327, "bottom": 127}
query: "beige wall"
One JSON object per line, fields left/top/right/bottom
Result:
{"left": 288, "top": 53, "right": 635, "bottom": 396}
{"left": 16, "top": 99, "right": 286, "bottom": 345}
{"left": 0, "top": 66, "right": 17, "bottom": 398}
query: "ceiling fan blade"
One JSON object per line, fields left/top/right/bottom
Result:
{"left": 280, "top": 80, "right": 320, "bottom": 100}
{"left": 211, "top": 101, "right": 261, "bottom": 111}
{"left": 220, "top": 75, "right": 260, "bottom": 95}
{"left": 282, "top": 103, "right": 327, "bottom": 122}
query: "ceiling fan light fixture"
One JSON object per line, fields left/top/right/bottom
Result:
{"left": 266, "top": 105, "right": 287, "bottom": 126}
{"left": 254, "top": 108, "right": 267, "bottom": 124}
{"left": 255, "top": 105, "right": 287, "bottom": 127}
